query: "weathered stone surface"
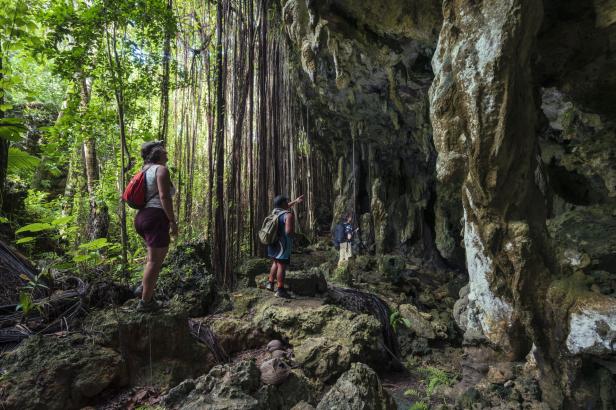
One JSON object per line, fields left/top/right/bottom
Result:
{"left": 398, "top": 303, "right": 435, "bottom": 340}
{"left": 548, "top": 205, "right": 616, "bottom": 276}
{"left": 281, "top": 0, "right": 443, "bottom": 258}
{"left": 0, "top": 334, "right": 127, "bottom": 410}
{"left": 430, "top": 0, "right": 544, "bottom": 355}
{"left": 84, "top": 303, "right": 214, "bottom": 387}
{"left": 253, "top": 298, "right": 387, "bottom": 382}
{"left": 162, "top": 360, "right": 316, "bottom": 410}
{"left": 162, "top": 360, "right": 262, "bottom": 410}
{"left": 238, "top": 257, "right": 272, "bottom": 288}
{"left": 157, "top": 240, "right": 215, "bottom": 316}
{"left": 316, "top": 362, "right": 396, "bottom": 410}
{"left": 285, "top": 267, "right": 328, "bottom": 296}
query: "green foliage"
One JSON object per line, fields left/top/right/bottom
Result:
{"left": 16, "top": 273, "right": 48, "bottom": 317}
{"left": 420, "top": 366, "right": 455, "bottom": 397}
{"left": 404, "top": 388, "right": 420, "bottom": 398}
{"left": 408, "top": 402, "right": 429, "bottom": 410}
{"left": 8, "top": 147, "right": 41, "bottom": 174}
{"left": 0, "top": 118, "right": 27, "bottom": 141}
{"left": 389, "top": 309, "right": 412, "bottom": 333}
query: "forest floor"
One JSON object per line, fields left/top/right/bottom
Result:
{"left": 7, "top": 238, "right": 537, "bottom": 410}
{"left": 87, "top": 243, "right": 466, "bottom": 410}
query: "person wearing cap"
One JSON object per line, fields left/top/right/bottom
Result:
{"left": 265, "top": 194, "right": 304, "bottom": 298}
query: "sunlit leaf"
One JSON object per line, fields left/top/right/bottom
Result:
{"left": 0, "top": 118, "right": 27, "bottom": 141}
{"left": 8, "top": 147, "right": 40, "bottom": 173}
{"left": 15, "top": 236, "right": 36, "bottom": 244}
{"left": 15, "top": 222, "right": 53, "bottom": 234}
{"left": 51, "top": 215, "right": 72, "bottom": 226}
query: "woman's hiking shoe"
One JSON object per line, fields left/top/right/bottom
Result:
{"left": 275, "top": 288, "right": 291, "bottom": 299}
{"left": 265, "top": 282, "right": 275, "bottom": 292}
{"left": 136, "top": 299, "right": 161, "bottom": 312}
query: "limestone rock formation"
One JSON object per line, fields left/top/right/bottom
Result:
{"left": 281, "top": 0, "right": 445, "bottom": 258}
{"left": 253, "top": 298, "right": 387, "bottom": 381}
{"left": 84, "top": 303, "right": 214, "bottom": 387}
{"left": 285, "top": 267, "right": 328, "bottom": 296}
{"left": 315, "top": 362, "right": 396, "bottom": 410}
{"left": 162, "top": 360, "right": 316, "bottom": 410}
{"left": 0, "top": 334, "right": 127, "bottom": 410}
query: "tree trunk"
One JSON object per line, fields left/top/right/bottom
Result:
{"left": 255, "top": 0, "right": 268, "bottom": 255}
{"left": 105, "top": 23, "right": 130, "bottom": 274}
{"left": 212, "top": 0, "right": 227, "bottom": 284}
{"left": 80, "top": 76, "right": 109, "bottom": 240}
{"left": 158, "top": 0, "right": 173, "bottom": 142}
{"left": 0, "top": 44, "right": 7, "bottom": 211}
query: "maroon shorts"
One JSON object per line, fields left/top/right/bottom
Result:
{"left": 135, "top": 207, "right": 170, "bottom": 248}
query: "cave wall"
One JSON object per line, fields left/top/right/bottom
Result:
{"left": 280, "top": 0, "right": 616, "bottom": 407}
{"left": 281, "top": 0, "right": 446, "bottom": 257}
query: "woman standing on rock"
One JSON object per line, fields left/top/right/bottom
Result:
{"left": 134, "top": 141, "right": 178, "bottom": 312}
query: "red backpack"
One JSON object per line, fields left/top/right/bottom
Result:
{"left": 122, "top": 166, "right": 157, "bottom": 209}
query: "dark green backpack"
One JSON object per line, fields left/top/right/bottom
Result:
{"left": 258, "top": 209, "right": 288, "bottom": 245}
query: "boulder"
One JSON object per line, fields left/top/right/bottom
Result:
{"left": 377, "top": 254, "right": 407, "bottom": 282}
{"left": 238, "top": 258, "right": 272, "bottom": 288}
{"left": 162, "top": 360, "right": 261, "bottom": 410}
{"left": 157, "top": 240, "right": 215, "bottom": 316}
{"left": 285, "top": 268, "right": 328, "bottom": 296}
{"left": 0, "top": 334, "right": 127, "bottom": 410}
{"left": 253, "top": 299, "right": 387, "bottom": 382}
{"left": 162, "top": 360, "right": 316, "bottom": 410}
{"left": 548, "top": 205, "right": 616, "bottom": 278}
{"left": 398, "top": 303, "right": 436, "bottom": 339}
{"left": 84, "top": 303, "right": 214, "bottom": 387}
{"left": 316, "top": 363, "right": 396, "bottom": 410}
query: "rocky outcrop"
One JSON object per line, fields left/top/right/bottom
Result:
{"left": 0, "top": 334, "right": 127, "bottom": 410}
{"left": 430, "top": 0, "right": 616, "bottom": 407}
{"left": 84, "top": 303, "right": 214, "bottom": 387}
{"left": 285, "top": 267, "right": 328, "bottom": 296}
{"left": 430, "top": 0, "right": 545, "bottom": 356}
{"left": 281, "top": 0, "right": 444, "bottom": 258}
{"left": 316, "top": 362, "right": 396, "bottom": 410}
{"left": 253, "top": 297, "right": 387, "bottom": 381}
{"left": 162, "top": 360, "right": 317, "bottom": 410}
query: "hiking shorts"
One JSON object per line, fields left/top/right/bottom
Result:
{"left": 135, "top": 207, "right": 170, "bottom": 248}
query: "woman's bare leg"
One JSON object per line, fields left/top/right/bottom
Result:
{"left": 141, "top": 246, "right": 169, "bottom": 302}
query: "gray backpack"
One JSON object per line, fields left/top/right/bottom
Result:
{"left": 259, "top": 210, "right": 288, "bottom": 245}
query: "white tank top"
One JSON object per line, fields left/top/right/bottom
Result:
{"left": 144, "top": 165, "right": 176, "bottom": 209}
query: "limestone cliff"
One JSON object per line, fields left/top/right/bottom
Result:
{"left": 279, "top": 0, "right": 616, "bottom": 407}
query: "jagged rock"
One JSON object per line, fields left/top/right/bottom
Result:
{"left": 163, "top": 360, "right": 316, "bottom": 410}
{"left": 376, "top": 254, "right": 407, "bottom": 282}
{"left": 208, "top": 315, "right": 268, "bottom": 355}
{"left": 83, "top": 303, "right": 214, "bottom": 387}
{"left": 253, "top": 299, "right": 387, "bottom": 382}
{"left": 398, "top": 303, "right": 435, "bottom": 340}
{"left": 156, "top": 240, "right": 215, "bottom": 316}
{"left": 548, "top": 205, "right": 616, "bottom": 278}
{"left": 0, "top": 334, "right": 127, "bottom": 410}
{"left": 316, "top": 362, "right": 396, "bottom": 410}
{"left": 285, "top": 268, "right": 328, "bottom": 296}
{"left": 238, "top": 257, "right": 272, "bottom": 288}
{"left": 162, "top": 360, "right": 261, "bottom": 410}
{"left": 291, "top": 401, "right": 315, "bottom": 410}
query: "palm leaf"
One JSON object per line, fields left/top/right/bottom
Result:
{"left": 0, "top": 118, "right": 27, "bottom": 141}
{"left": 7, "top": 147, "right": 40, "bottom": 174}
